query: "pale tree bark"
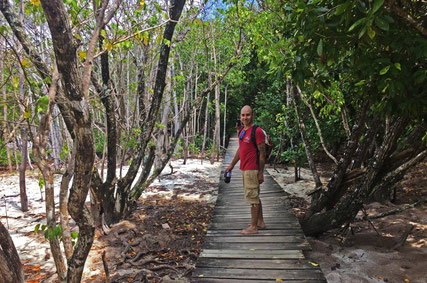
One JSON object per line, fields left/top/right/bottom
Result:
{"left": 289, "top": 80, "right": 322, "bottom": 188}
{"left": 18, "top": 127, "right": 28, "bottom": 212}
{"left": 201, "top": 93, "right": 210, "bottom": 165}
{"left": 297, "top": 86, "right": 338, "bottom": 165}
{"left": 201, "top": 25, "right": 212, "bottom": 165}
{"left": 320, "top": 92, "right": 351, "bottom": 138}
{"left": 31, "top": 65, "right": 67, "bottom": 281}
{"left": 59, "top": 142, "right": 76, "bottom": 261}
{"left": 0, "top": 221, "right": 25, "bottom": 283}
{"left": 193, "top": 64, "right": 199, "bottom": 141}
{"left": 210, "top": 22, "right": 220, "bottom": 164}
{"left": 223, "top": 84, "right": 228, "bottom": 147}
{"left": 1, "top": 34, "right": 13, "bottom": 172}
{"left": 18, "top": 78, "right": 28, "bottom": 212}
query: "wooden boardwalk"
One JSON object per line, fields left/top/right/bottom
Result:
{"left": 192, "top": 135, "right": 326, "bottom": 282}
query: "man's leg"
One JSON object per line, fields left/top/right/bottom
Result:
{"left": 257, "top": 200, "right": 266, "bottom": 229}
{"left": 241, "top": 204, "right": 259, "bottom": 234}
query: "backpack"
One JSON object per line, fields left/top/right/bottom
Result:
{"left": 240, "top": 125, "right": 273, "bottom": 161}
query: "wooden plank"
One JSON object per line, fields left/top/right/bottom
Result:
{"left": 211, "top": 217, "right": 298, "bottom": 223}
{"left": 192, "top": 279, "right": 326, "bottom": 283}
{"left": 206, "top": 229, "right": 305, "bottom": 236}
{"left": 212, "top": 208, "right": 292, "bottom": 214}
{"left": 202, "top": 242, "right": 311, "bottom": 250}
{"left": 199, "top": 249, "right": 305, "bottom": 259}
{"left": 192, "top": 268, "right": 325, "bottom": 280}
{"left": 196, "top": 258, "right": 318, "bottom": 269}
{"left": 202, "top": 236, "right": 305, "bottom": 243}
{"left": 208, "top": 223, "right": 300, "bottom": 230}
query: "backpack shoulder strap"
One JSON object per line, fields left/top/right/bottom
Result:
{"left": 251, "top": 125, "right": 258, "bottom": 149}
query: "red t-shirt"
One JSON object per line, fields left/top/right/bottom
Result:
{"left": 239, "top": 125, "right": 265, "bottom": 170}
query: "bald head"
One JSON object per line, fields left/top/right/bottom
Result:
{"left": 241, "top": 105, "right": 253, "bottom": 114}
{"left": 240, "top": 105, "right": 254, "bottom": 128}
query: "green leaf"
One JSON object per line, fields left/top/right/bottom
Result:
{"left": 348, "top": 17, "right": 366, "bottom": 32}
{"left": 0, "top": 26, "right": 7, "bottom": 35}
{"left": 367, "top": 27, "right": 375, "bottom": 39}
{"left": 394, "top": 63, "right": 401, "bottom": 71}
{"left": 359, "top": 24, "right": 368, "bottom": 38}
{"left": 372, "top": 0, "right": 385, "bottom": 14}
{"left": 155, "top": 122, "right": 166, "bottom": 129}
{"left": 375, "top": 17, "right": 389, "bottom": 31}
{"left": 317, "top": 39, "right": 323, "bottom": 56}
{"left": 36, "top": 96, "right": 49, "bottom": 114}
{"left": 355, "top": 80, "right": 366, "bottom": 86}
{"left": 335, "top": 3, "right": 349, "bottom": 15}
{"left": 34, "top": 224, "right": 41, "bottom": 235}
{"left": 71, "top": 232, "right": 79, "bottom": 239}
{"left": 379, "top": 65, "right": 390, "bottom": 75}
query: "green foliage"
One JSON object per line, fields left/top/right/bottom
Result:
{"left": 34, "top": 223, "right": 79, "bottom": 246}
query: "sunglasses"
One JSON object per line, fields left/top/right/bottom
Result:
{"left": 239, "top": 130, "right": 246, "bottom": 140}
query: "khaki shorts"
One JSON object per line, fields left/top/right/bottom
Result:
{"left": 242, "top": 170, "right": 260, "bottom": 204}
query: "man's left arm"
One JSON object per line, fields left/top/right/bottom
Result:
{"left": 257, "top": 142, "right": 266, "bottom": 184}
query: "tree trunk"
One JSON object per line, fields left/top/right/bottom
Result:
{"left": 201, "top": 93, "right": 210, "bottom": 164}
{"left": 1, "top": 34, "right": 13, "bottom": 172}
{"left": 154, "top": 57, "right": 173, "bottom": 169}
{"left": 301, "top": 117, "right": 408, "bottom": 236}
{"left": 297, "top": 86, "right": 338, "bottom": 165}
{"left": 290, "top": 80, "right": 322, "bottom": 188}
{"left": 91, "top": 0, "right": 187, "bottom": 225}
{"left": 210, "top": 22, "right": 220, "bottom": 164}
{"left": 60, "top": 142, "right": 76, "bottom": 261}
{"left": 0, "top": 221, "right": 25, "bottom": 283}
{"left": 45, "top": 171, "right": 67, "bottom": 280}
{"left": 303, "top": 102, "right": 369, "bottom": 220}
{"left": 370, "top": 150, "right": 427, "bottom": 203}
{"left": 223, "top": 85, "right": 227, "bottom": 147}
{"left": 19, "top": 127, "right": 28, "bottom": 212}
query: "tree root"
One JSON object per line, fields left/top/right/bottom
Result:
{"left": 355, "top": 197, "right": 426, "bottom": 221}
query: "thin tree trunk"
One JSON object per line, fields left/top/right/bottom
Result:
{"left": 201, "top": 25, "right": 212, "bottom": 165}
{"left": 0, "top": 221, "right": 25, "bottom": 283}
{"left": 17, "top": 2, "right": 29, "bottom": 208}
{"left": 201, "top": 93, "right": 210, "bottom": 164}
{"left": 297, "top": 86, "right": 338, "bottom": 165}
{"left": 45, "top": 170, "right": 67, "bottom": 280}
{"left": 1, "top": 33, "right": 13, "bottom": 172}
{"left": 19, "top": 127, "right": 28, "bottom": 212}
{"left": 154, "top": 57, "right": 173, "bottom": 169}
{"left": 290, "top": 80, "right": 322, "bottom": 188}
{"left": 223, "top": 85, "right": 227, "bottom": 147}
{"left": 60, "top": 141, "right": 76, "bottom": 261}
{"left": 210, "top": 22, "right": 220, "bottom": 164}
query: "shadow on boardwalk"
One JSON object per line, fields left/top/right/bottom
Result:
{"left": 192, "top": 134, "right": 326, "bottom": 282}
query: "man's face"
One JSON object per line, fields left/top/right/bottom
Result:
{"left": 240, "top": 107, "right": 253, "bottom": 127}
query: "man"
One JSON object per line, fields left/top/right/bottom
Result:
{"left": 226, "top": 105, "right": 266, "bottom": 234}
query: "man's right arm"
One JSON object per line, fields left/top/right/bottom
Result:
{"left": 226, "top": 148, "right": 240, "bottom": 172}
